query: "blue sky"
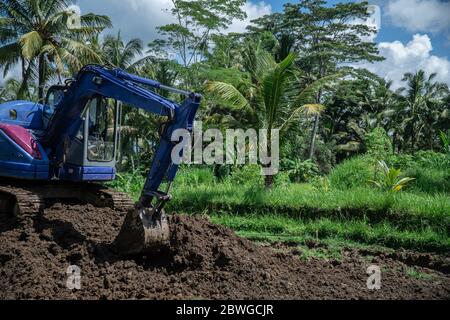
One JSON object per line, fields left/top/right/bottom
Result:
{"left": 2, "top": 0, "right": 450, "bottom": 88}
{"left": 73, "top": 0, "right": 450, "bottom": 88}
{"left": 266, "top": 0, "right": 449, "bottom": 57}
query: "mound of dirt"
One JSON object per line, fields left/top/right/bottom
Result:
{"left": 0, "top": 203, "right": 449, "bottom": 299}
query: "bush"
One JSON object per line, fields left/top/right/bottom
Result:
{"left": 311, "top": 139, "right": 336, "bottom": 174}
{"left": 365, "top": 127, "right": 392, "bottom": 159}
{"left": 213, "top": 164, "right": 232, "bottom": 181}
{"left": 329, "top": 155, "right": 374, "bottom": 189}
{"left": 283, "top": 159, "right": 320, "bottom": 183}
{"left": 413, "top": 151, "right": 450, "bottom": 171}
{"left": 387, "top": 151, "right": 450, "bottom": 194}
{"left": 107, "top": 168, "right": 145, "bottom": 200}
{"left": 230, "top": 164, "right": 264, "bottom": 186}
{"left": 311, "top": 176, "right": 331, "bottom": 192}
{"left": 370, "top": 161, "right": 415, "bottom": 192}
{"left": 387, "top": 153, "right": 415, "bottom": 170}
{"left": 273, "top": 171, "right": 291, "bottom": 188}
{"left": 405, "top": 166, "right": 450, "bottom": 194}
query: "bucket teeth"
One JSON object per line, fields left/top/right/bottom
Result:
{"left": 113, "top": 207, "right": 170, "bottom": 255}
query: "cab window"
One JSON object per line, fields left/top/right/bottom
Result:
{"left": 86, "top": 97, "right": 117, "bottom": 162}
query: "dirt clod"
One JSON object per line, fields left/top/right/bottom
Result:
{"left": 0, "top": 203, "right": 449, "bottom": 299}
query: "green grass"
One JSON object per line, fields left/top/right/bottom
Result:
{"left": 406, "top": 267, "right": 435, "bottom": 280}
{"left": 109, "top": 162, "right": 450, "bottom": 254}
{"left": 209, "top": 214, "right": 450, "bottom": 253}
{"left": 405, "top": 166, "right": 450, "bottom": 195}
{"left": 294, "top": 245, "right": 342, "bottom": 263}
{"left": 169, "top": 183, "right": 449, "bottom": 233}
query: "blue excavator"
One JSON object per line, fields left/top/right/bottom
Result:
{"left": 0, "top": 65, "right": 201, "bottom": 254}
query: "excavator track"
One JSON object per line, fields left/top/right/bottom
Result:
{"left": 0, "top": 178, "right": 168, "bottom": 255}
{"left": 0, "top": 185, "right": 44, "bottom": 216}
{"left": 0, "top": 178, "right": 134, "bottom": 216}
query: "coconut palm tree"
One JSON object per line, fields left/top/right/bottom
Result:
{"left": 0, "top": 77, "right": 37, "bottom": 102}
{"left": 302, "top": 103, "right": 326, "bottom": 159}
{"left": 0, "top": 78, "right": 20, "bottom": 102}
{"left": 0, "top": 0, "right": 111, "bottom": 102}
{"left": 101, "top": 31, "right": 143, "bottom": 71}
{"left": 207, "top": 42, "right": 338, "bottom": 187}
{"left": 399, "top": 70, "right": 448, "bottom": 153}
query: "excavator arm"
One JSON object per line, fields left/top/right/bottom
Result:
{"left": 41, "top": 65, "right": 201, "bottom": 254}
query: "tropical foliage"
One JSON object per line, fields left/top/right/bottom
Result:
{"left": 1, "top": 0, "right": 449, "bottom": 188}
{"left": 370, "top": 160, "right": 415, "bottom": 193}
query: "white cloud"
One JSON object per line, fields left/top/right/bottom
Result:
{"left": 1, "top": 0, "right": 271, "bottom": 84}
{"left": 361, "top": 34, "right": 450, "bottom": 89}
{"left": 76, "top": 0, "right": 173, "bottom": 43}
{"left": 76, "top": 0, "right": 271, "bottom": 42}
{"left": 352, "top": 4, "right": 381, "bottom": 42}
{"left": 385, "top": 0, "right": 450, "bottom": 33}
{"left": 225, "top": 1, "right": 272, "bottom": 34}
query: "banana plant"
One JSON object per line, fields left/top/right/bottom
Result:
{"left": 439, "top": 130, "right": 450, "bottom": 154}
{"left": 370, "top": 160, "right": 415, "bottom": 192}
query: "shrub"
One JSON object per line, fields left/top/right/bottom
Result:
{"left": 107, "top": 168, "right": 145, "bottom": 200}
{"left": 365, "top": 127, "right": 392, "bottom": 160}
{"left": 370, "top": 161, "right": 415, "bottom": 192}
{"left": 230, "top": 164, "right": 264, "bottom": 186}
{"left": 311, "top": 176, "right": 331, "bottom": 192}
{"left": 405, "top": 166, "right": 450, "bottom": 194}
{"left": 213, "top": 164, "right": 232, "bottom": 181}
{"left": 273, "top": 171, "right": 291, "bottom": 188}
{"left": 387, "top": 153, "right": 415, "bottom": 170}
{"left": 385, "top": 151, "right": 450, "bottom": 194}
{"left": 413, "top": 151, "right": 450, "bottom": 171}
{"left": 283, "top": 159, "right": 320, "bottom": 183}
{"left": 311, "top": 139, "right": 336, "bottom": 174}
{"left": 329, "top": 155, "right": 374, "bottom": 189}
{"left": 439, "top": 130, "right": 449, "bottom": 154}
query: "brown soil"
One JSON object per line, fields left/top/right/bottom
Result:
{"left": 0, "top": 203, "right": 449, "bottom": 300}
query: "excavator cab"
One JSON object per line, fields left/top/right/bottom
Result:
{"left": 44, "top": 87, "right": 122, "bottom": 182}
{"left": 60, "top": 95, "right": 121, "bottom": 181}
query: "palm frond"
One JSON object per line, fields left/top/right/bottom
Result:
{"left": 19, "top": 31, "right": 43, "bottom": 59}
{"left": 206, "top": 81, "right": 250, "bottom": 110}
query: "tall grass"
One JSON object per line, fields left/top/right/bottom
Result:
{"left": 211, "top": 214, "right": 449, "bottom": 252}
{"left": 108, "top": 158, "right": 450, "bottom": 252}
{"left": 169, "top": 182, "right": 450, "bottom": 231}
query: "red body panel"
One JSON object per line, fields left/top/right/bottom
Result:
{"left": 0, "top": 124, "right": 42, "bottom": 159}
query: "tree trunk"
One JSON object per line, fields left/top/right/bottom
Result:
{"left": 392, "top": 131, "right": 397, "bottom": 154}
{"left": 264, "top": 174, "right": 274, "bottom": 189}
{"left": 38, "top": 54, "right": 45, "bottom": 103}
{"left": 411, "top": 120, "right": 416, "bottom": 155}
{"left": 17, "top": 57, "right": 29, "bottom": 99}
{"left": 308, "top": 114, "right": 320, "bottom": 159}
{"left": 263, "top": 128, "right": 274, "bottom": 189}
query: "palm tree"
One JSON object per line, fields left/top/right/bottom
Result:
{"left": 399, "top": 70, "right": 448, "bottom": 153}
{"left": 0, "top": 0, "right": 111, "bottom": 102}
{"left": 302, "top": 103, "right": 326, "bottom": 159}
{"left": 0, "top": 77, "right": 37, "bottom": 102}
{"left": 0, "top": 78, "right": 21, "bottom": 102}
{"left": 207, "top": 42, "right": 337, "bottom": 187}
{"left": 101, "top": 31, "right": 143, "bottom": 71}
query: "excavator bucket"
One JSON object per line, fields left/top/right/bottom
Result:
{"left": 113, "top": 206, "right": 170, "bottom": 255}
